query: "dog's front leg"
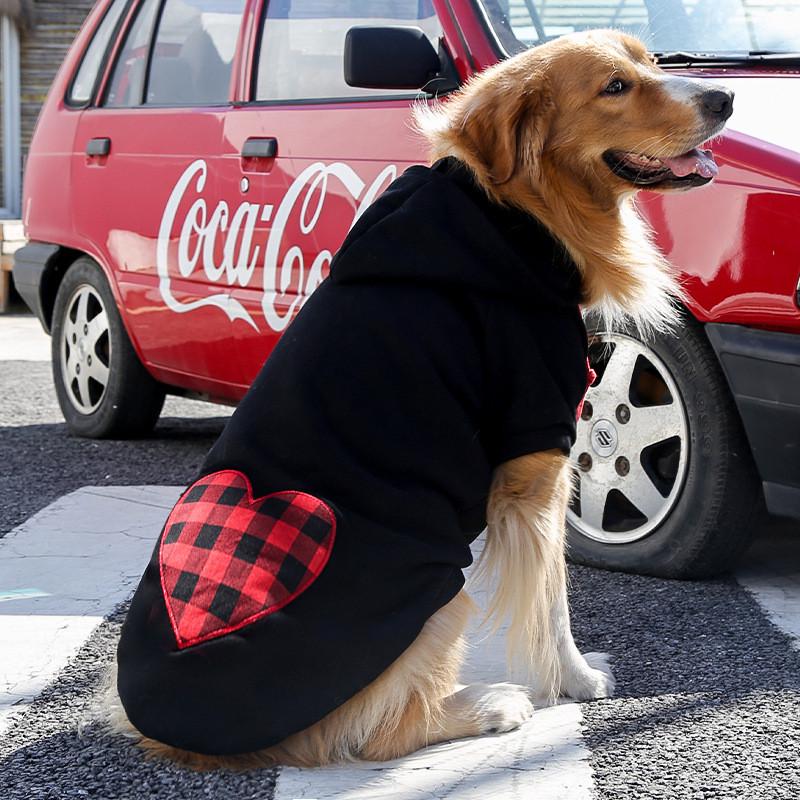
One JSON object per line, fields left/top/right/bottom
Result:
{"left": 483, "top": 451, "right": 615, "bottom": 701}
{"left": 550, "top": 573, "right": 616, "bottom": 701}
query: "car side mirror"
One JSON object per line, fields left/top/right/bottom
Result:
{"left": 344, "top": 26, "right": 459, "bottom": 93}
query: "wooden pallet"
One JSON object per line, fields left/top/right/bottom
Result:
{"left": 0, "top": 254, "right": 14, "bottom": 313}
{"left": 0, "top": 220, "right": 25, "bottom": 313}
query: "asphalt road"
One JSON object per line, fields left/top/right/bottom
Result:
{"left": 1, "top": 314, "right": 799, "bottom": 799}
{"left": 1, "top": 358, "right": 229, "bottom": 538}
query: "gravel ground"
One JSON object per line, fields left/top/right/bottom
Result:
{"left": 570, "top": 566, "right": 800, "bottom": 799}
{"left": 0, "top": 607, "right": 278, "bottom": 800}
{"left": 1, "top": 361, "right": 231, "bottom": 537}
{"left": 1, "top": 358, "right": 278, "bottom": 799}
{"left": 2, "top": 340, "right": 799, "bottom": 799}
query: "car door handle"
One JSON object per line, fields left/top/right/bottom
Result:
{"left": 86, "top": 138, "right": 111, "bottom": 157}
{"left": 241, "top": 137, "right": 277, "bottom": 159}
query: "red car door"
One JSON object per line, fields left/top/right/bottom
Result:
{"left": 72, "top": 0, "right": 251, "bottom": 398}
{"left": 215, "top": 0, "right": 448, "bottom": 387}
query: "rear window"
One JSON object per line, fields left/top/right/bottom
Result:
{"left": 104, "top": 0, "right": 245, "bottom": 108}
{"left": 68, "top": 0, "right": 130, "bottom": 105}
{"left": 255, "top": 0, "right": 442, "bottom": 102}
{"left": 147, "top": 0, "right": 246, "bottom": 105}
{"left": 104, "top": 0, "right": 159, "bottom": 107}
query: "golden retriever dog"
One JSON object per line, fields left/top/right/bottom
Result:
{"left": 103, "top": 29, "right": 731, "bottom": 768}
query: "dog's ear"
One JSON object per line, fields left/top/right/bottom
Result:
{"left": 457, "top": 70, "right": 553, "bottom": 185}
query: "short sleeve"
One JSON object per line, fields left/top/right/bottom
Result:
{"left": 482, "top": 300, "right": 590, "bottom": 466}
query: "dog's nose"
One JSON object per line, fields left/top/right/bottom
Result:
{"left": 701, "top": 88, "right": 734, "bottom": 120}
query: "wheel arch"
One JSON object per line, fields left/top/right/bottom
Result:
{"left": 678, "top": 305, "right": 762, "bottom": 474}
{"left": 570, "top": 306, "right": 764, "bottom": 577}
{"left": 39, "top": 247, "right": 87, "bottom": 332}
{"left": 638, "top": 299, "right": 759, "bottom": 471}
{"left": 15, "top": 242, "right": 133, "bottom": 338}
{"left": 37, "top": 246, "right": 158, "bottom": 378}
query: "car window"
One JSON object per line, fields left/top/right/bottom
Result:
{"left": 255, "top": 0, "right": 442, "bottom": 102}
{"left": 69, "top": 0, "right": 130, "bottom": 105}
{"left": 104, "top": 0, "right": 160, "bottom": 107}
{"left": 479, "top": 0, "right": 800, "bottom": 56}
{"left": 147, "top": 0, "right": 246, "bottom": 106}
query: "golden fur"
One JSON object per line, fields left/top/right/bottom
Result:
{"left": 416, "top": 29, "right": 725, "bottom": 333}
{"left": 103, "top": 29, "right": 727, "bottom": 767}
{"left": 475, "top": 451, "right": 572, "bottom": 696}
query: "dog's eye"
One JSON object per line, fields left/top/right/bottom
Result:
{"left": 603, "top": 79, "right": 627, "bottom": 95}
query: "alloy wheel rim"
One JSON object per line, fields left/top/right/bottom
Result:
{"left": 567, "top": 332, "right": 689, "bottom": 544}
{"left": 60, "top": 284, "right": 111, "bottom": 415}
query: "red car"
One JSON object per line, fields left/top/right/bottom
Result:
{"left": 14, "top": 0, "right": 800, "bottom": 578}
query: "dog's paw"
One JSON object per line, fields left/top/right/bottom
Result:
{"left": 456, "top": 682, "right": 535, "bottom": 735}
{"left": 561, "top": 651, "right": 616, "bottom": 701}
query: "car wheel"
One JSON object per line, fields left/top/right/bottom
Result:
{"left": 566, "top": 315, "right": 762, "bottom": 579}
{"left": 51, "top": 256, "right": 165, "bottom": 438}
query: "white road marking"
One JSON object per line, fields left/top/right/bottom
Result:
{"left": 275, "top": 534, "right": 595, "bottom": 800}
{"left": 737, "top": 525, "right": 800, "bottom": 650}
{"left": 0, "top": 314, "right": 50, "bottom": 361}
{"left": 0, "top": 485, "right": 182, "bottom": 738}
{"left": 0, "top": 616, "right": 101, "bottom": 732}
{"left": 276, "top": 704, "right": 591, "bottom": 800}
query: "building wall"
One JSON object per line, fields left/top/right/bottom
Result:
{"left": 19, "top": 1, "right": 95, "bottom": 170}
{"left": 0, "top": 31, "right": 5, "bottom": 205}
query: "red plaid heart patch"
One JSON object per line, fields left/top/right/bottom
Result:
{"left": 159, "top": 470, "right": 336, "bottom": 649}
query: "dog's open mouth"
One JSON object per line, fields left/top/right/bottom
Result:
{"left": 603, "top": 147, "right": 719, "bottom": 188}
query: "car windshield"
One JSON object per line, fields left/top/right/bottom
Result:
{"left": 477, "top": 0, "right": 800, "bottom": 59}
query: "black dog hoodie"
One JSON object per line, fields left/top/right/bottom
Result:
{"left": 117, "top": 157, "right": 593, "bottom": 755}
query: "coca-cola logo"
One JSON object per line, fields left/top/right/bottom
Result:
{"left": 157, "top": 159, "right": 397, "bottom": 332}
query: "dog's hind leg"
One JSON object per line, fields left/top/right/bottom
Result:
{"left": 355, "top": 592, "right": 535, "bottom": 762}
{"left": 103, "top": 589, "right": 533, "bottom": 769}
{"left": 268, "top": 589, "right": 534, "bottom": 765}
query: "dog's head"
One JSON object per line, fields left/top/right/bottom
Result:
{"left": 420, "top": 29, "right": 732, "bottom": 202}
{"left": 417, "top": 29, "right": 733, "bottom": 330}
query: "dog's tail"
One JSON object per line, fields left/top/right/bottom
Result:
{"left": 473, "top": 451, "right": 570, "bottom": 700}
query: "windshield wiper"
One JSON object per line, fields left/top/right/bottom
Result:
{"left": 654, "top": 50, "right": 800, "bottom": 66}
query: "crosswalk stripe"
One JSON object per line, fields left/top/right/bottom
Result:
{"left": 737, "top": 534, "right": 800, "bottom": 650}
{"left": 0, "top": 486, "right": 182, "bottom": 737}
{"left": 276, "top": 702, "right": 591, "bottom": 800}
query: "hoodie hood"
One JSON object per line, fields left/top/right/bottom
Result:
{"left": 330, "top": 157, "right": 584, "bottom": 310}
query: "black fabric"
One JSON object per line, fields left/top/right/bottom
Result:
{"left": 117, "top": 157, "right": 591, "bottom": 755}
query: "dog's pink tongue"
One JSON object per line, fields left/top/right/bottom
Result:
{"left": 661, "top": 148, "right": 719, "bottom": 179}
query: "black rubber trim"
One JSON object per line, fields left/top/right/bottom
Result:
{"left": 142, "top": 0, "right": 167, "bottom": 105}
{"left": 763, "top": 482, "right": 800, "bottom": 521}
{"left": 469, "top": 0, "right": 516, "bottom": 60}
{"left": 11, "top": 242, "right": 61, "bottom": 332}
{"left": 706, "top": 322, "right": 800, "bottom": 519}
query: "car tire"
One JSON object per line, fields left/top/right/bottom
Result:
{"left": 566, "top": 313, "right": 762, "bottom": 579}
{"left": 51, "top": 256, "right": 165, "bottom": 438}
